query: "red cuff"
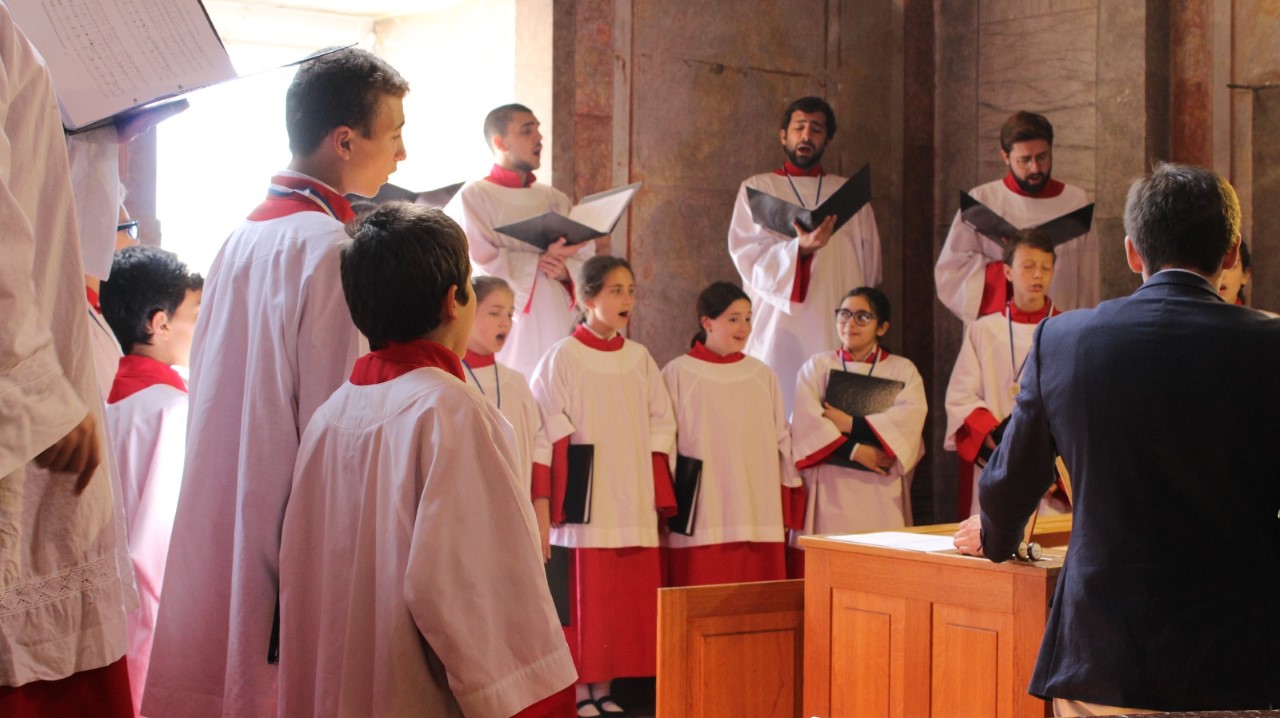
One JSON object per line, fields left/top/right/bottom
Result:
{"left": 795, "top": 436, "right": 846, "bottom": 470}
{"left": 978, "top": 260, "right": 1008, "bottom": 318}
{"left": 511, "top": 683, "right": 575, "bottom": 718}
{"left": 790, "top": 252, "right": 815, "bottom": 303}
{"left": 782, "top": 485, "right": 807, "bottom": 530}
{"left": 955, "top": 407, "right": 1000, "bottom": 464}
{"left": 653, "top": 452, "right": 677, "bottom": 518}
{"left": 549, "top": 438, "right": 569, "bottom": 524}
{"left": 531, "top": 463, "right": 552, "bottom": 501}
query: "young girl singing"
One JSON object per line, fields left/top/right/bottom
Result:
{"left": 530, "top": 255, "right": 677, "bottom": 718}
{"left": 463, "top": 275, "right": 553, "bottom": 559}
{"left": 661, "top": 281, "right": 802, "bottom": 586}
{"left": 790, "top": 287, "right": 927, "bottom": 575}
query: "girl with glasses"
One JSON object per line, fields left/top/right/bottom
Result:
{"left": 787, "top": 287, "right": 927, "bottom": 577}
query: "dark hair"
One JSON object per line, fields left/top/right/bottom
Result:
{"left": 286, "top": 48, "right": 409, "bottom": 156}
{"left": 1003, "top": 227, "right": 1057, "bottom": 265}
{"left": 484, "top": 103, "right": 534, "bottom": 150}
{"left": 691, "top": 281, "right": 750, "bottom": 347}
{"left": 472, "top": 275, "right": 513, "bottom": 304}
{"left": 576, "top": 255, "right": 634, "bottom": 317}
{"left": 1123, "top": 163, "right": 1240, "bottom": 275}
{"left": 340, "top": 203, "right": 471, "bottom": 350}
{"left": 999, "top": 111, "right": 1054, "bottom": 153}
{"left": 780, "top": 96, "right": 837, "bottom": 139}
{"left": 100, "top": 245, "right": 203, "bottom": 355}
{"left": 840, "top": 286, "right": 891, "bottom": 325}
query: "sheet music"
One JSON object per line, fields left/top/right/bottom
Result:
{"left": 824, "top": 531, "right": 957, "bottom": 552}
{"left": 10, "top": 0, "right": 235, "bottom": 128}
{"left": 567, "top": 183, "right": 640, "bottom": 232}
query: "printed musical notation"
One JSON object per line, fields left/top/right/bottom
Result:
{"left": 10, "top": 0, "right": 235, "bottom": 129}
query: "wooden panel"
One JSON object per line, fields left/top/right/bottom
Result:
{"left": 931, "top": 603, "right": 1014, "bottom": 718}
{"left": 826, "top": 590, "right": 931, "bottom": 718}
{"left": 826, "top": 550, "right": 1016, "bottom": 613}
{"left": 692, "top": 614, "right": 799, "bottom": 718}
{"left": 658, "top": 580, "right": 804, "bottom": 718}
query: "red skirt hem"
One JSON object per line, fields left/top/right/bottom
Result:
{"left": 663, "top": 541, "right": 786, "bottom": 587}
{"left": 562, "top": 546, "right": 660, "bottom": 683}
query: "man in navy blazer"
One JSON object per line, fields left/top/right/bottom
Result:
{"left": 954, "top": 163, "right": 1280, "bottom": 715}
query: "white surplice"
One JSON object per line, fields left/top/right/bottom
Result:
{"left": 107, "top": 381, "right": 188, "bottom": 713}
{"left": 728, "top": 171, "right": 882, "bottom": 413}
{"left": 531, "top": 334, "right": 677, "bottom": 549}
{"left": 278, "top": 368, "right": 576, "bottom": 718}
{"left": 660, "top": 353, "right": 800, "bottom": 547}
{"left": 445, "top": 180, "right": 594, "bottom": 378}
{"left": 0, "top": 4, "right": 133, "bottom": 686}
{"left": 462, "top": 356, "right": 552, "bottom": 494}
{"left": 935, "top": 177, "right": 1097, "bottom": 321}
{"left": 790, "top": 351, "right": 927, "bottom": 540}
{"left": 144, "top": 180, "right": 361, "bottom": 717}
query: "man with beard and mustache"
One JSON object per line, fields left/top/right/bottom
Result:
{"left": 936, "top": 111, "right": 1099, "bottom": 322}
{"left": 445, "top": 104, "right": 593, "bottom": 379}
{"left": 728, "top": 96, "right": 882, "bottom": 414}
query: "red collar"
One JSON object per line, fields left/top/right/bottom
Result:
{"left": 773, "top": 161, "right": 824, "bottom": 177}
{"left": 1005, "top": 300, "right": 1058, "bottom": 324}
{"left": 86, "top": 286, "right": 102, "bottom": 314}
{"left": 1002, "top": 172, "right": 1065, "bottom": 199}
{"left": 838, "top": 346, "right": 889, "bottom": 363}
{"left": 108, "top": 355, "right": 187, "bottom": 404}
{"left": 688, "top": 341, "right": 744, "bottom": 364}
{"left": 485, "top": 164, "right": 535, "bottom": 189}
{"left": 247, "top": 173, "right": 355, "bottom": 223}
{"left": 349, "top": 339, "right": 465, "bottom": 385}
{"left": 572, "top": 324, "right": 625, "bottom": 352}
{"left": 462, "top": 349, "right": 497, "bottom": 369}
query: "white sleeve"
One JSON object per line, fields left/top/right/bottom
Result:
{"left": 851, "top": 204, "right": 883, "bottom": 287}
{"left": 790, "top": 356, "right": 844, "bottom": 463}
{"left": 0, "top": 29, "right": 87, "bottom": 477}
{"left": 768, "top": 368, "right": 802, "bottom": 488}
{"left": 943, "top": 322, "right": 991, "bottom": 450}
{"left": 728, "top": 181, "right": 803, "bottom": 312}
{"left": 864, "top": 361, "right": 929, "bottom": 474}
{"left": 530, "top": 346, "right": 577, "bottom": 444}
{"left": 404, "top": 399, "right": 575, "bottom": 718}
{"left": 646, "top": 353, "right": 677, "bottom": 457}
{"left": 935, "top": 210, "right": 1003, "bottom": 321}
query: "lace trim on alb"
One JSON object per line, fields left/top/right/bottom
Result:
{"left": 0, "top": 554, "right": 118, "bottom": 617}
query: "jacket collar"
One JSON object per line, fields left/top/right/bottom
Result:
{"left": 1135, "top": 269, "right": 1224, "bottom": 301}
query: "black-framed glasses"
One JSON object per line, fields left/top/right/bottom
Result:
{"left": 116, "top": 220, "right": 139, "bottom": 241}
{"left": 834, "top": 308, "right": 877, "bottom": 326}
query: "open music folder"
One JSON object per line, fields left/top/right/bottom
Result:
{"left": 746, "top": 162, "right": 872, "bottom": 237}
{"left": 495, "top": 182, "right": 642, "bottom": 251}
{"left": 959, "top": 191, "right": 1094, "bottom": 247}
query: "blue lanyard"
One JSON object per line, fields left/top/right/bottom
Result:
{"left": 462, "top": 360, "right": 501, "bottom": 409}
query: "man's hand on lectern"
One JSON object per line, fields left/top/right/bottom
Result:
{"left": 953, "top": 514, "right": 985, "bottom": 556}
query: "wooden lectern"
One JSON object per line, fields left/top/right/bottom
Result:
{"left": 801, "top": 515, "right": 1071, "bottom": 718}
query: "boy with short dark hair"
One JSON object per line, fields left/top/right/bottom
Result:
{"left": 146, "top": 47, "right": 410, "bottom": 716}
{"left": 278, "top": 203, "right": 576, "bottom": 717}
{"left": 944, "top": 228, "right": 1065, "bottom": 518}
{"left": 98, "top": 245, "right": 203, "bottom": 715}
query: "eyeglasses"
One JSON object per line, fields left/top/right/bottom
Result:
{"left": 1011, "top": 151, "right": 1051, "bottom": 169}
{"left": 835, "top": 308, "right": 877, "bottom": 326}
{"left": 116, "top": 220, "right": 139, "bottom": 241}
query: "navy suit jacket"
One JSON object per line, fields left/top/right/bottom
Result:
{"left": 980, "top": 270, "right": 1280, "bottom": 710}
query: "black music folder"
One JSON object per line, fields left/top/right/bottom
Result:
{"left": 561, "top": 444, "right": 594, "bottom": 524}
{"left": 959, "top": 192, "right": 1094, "bottom": 247}
{"left": 666, "top": 455, "right": 703, "bottom": 536}
{"left": 976, "top": 415, "right": 1012, "bottom": 466}
{"left": 746, "top": 163, "right": 872, "bottom": 238}
{"left": 495, "top": 182, "right": 642, "bottom": 250}
{"left": 822, "top": 370, "right": 905, "bottom": 471}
